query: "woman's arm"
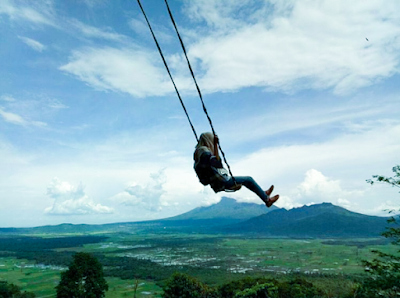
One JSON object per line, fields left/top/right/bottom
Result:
{"left": 214, "top": 135, "right": 220, "bottom": 161}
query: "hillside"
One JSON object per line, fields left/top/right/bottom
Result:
{"left": 224, "top": 202, "right": 390, "bottom": 237}
{"left": 0, "top": 201, "right": 391, "bottom": 238}
{"left": 165, "top": 197, "right": 278, "bottom": 221}
{"left": 150, "top": 197, "right": 279, "bottom": 231}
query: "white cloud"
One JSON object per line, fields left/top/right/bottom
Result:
{"left": 371, "top": 201, "right": 400, "bottom": 215}
{"left": 184, "top": 0, "right": 256, "bottom": 31}
{"left": 82, "top": 0, "right": 106, "bottom": 8}
{"left": 337, "top": 198, "right": 353, "bottom": 210}
{"left": 234, "top": 122, "right": 400, "bottom": 181}
{"left": 18, "top": 36, "right": 45, "bottom": 52}
{"left": 47, "top": 98, "right": 68, "bottom": 109}
{"left": 185, "top": 0, "right": 400, "bottom": 95}
{"left": 129, "top": 17, "right": 173, "bottom": 44}
{"left": 60, "top": 47, "right": 176, "bottom": 97}
{"left": 69, "top": 19, "right": 128, "bottom": 42}
{"left": 45, "top": 178, "right": 113, "bottom": 215}
{"left": 294, "top": 169, "right": 364, "bottom": 205}
{"left": 128, "top": 18, "right": 148, "bottom": 36}
{"left": 111, "top": 170, "right": 167, "bottom": 212}
{"left": 60, "top": 1, "right": 400, "bottom": 97}
{"left": 274, "top": 195, "right": 302, "bottom": 210}
{"left": 0, "top": 0, "right": 56, "bottom": 27}
{"left": 0, "top": 107, "right": 47, "bottom": 127}
{"left": 230, "top": 122, "right": 400, "bottom": 210}
{"left": 0, "top": 95, "right": 16, "bottom": 102}
{"left": 0, "top": 108, "right": 26, "bottom": 125}
{"left": 197, "top": 187, "right": 222, "bottom": 207}
{"left": 226, "top": 169, "right": 364, "bottom": 209}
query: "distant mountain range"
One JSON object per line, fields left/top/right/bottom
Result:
{"left": 222, "top": 202, "right": 390, "bottom": 237}
{"left": 0, "top": 198, "right": 391, "bottom": 238}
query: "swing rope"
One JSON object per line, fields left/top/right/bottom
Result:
{"left": 162, "top": 0, "right": 236, "bottom": 182}
{"left": 137, "top": 0, "right": 198, "bottom": 142}
{"left": 137, "top": 0, "right": 237, "bottom": 184}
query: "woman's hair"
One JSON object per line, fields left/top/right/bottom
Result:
{"left": 196, "top": 132, "right": 215, "bottom": 153}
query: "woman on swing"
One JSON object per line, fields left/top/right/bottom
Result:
{"left": 194, "top": 132, "right": 279, "bottom": 208}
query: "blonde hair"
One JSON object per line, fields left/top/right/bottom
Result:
{"left": 194, "top": 132, "right": 215, "bottom": 161}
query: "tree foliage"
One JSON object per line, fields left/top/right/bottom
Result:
{"left": 218, "top": 277, "right": 276, "bottom": 298}
{"left": 366, "top": 165, "right": 400, "bottom": 190}
{"left": 0, "top": 281, "right": 35, "bottom": 298}
{"left": 277, "top": 278, "right": 323, "bottom": 298}
{"left": 234, "top": 282, "right": 278, "bottom": 298}
{"left": 162, "top": 272, "right": 218, "bottom": 298}
{"left": 162, "top": 274, "right": 323, "bottom": 298}
{"left": 357, "top": 165, "right": 400, "bottom": 297}
{"left": 56, "top": 252, "right": 108, "bottom": 298}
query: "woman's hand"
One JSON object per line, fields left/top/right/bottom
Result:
{"left": 214, "top": 134, "right": 219, "bottom": 145}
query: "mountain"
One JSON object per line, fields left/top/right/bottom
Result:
{"left": 0, "top": 223, "right": 113, "bottom": 234}
{"left": 165, "top": 197, "right": 278, "bottom": 221}
{"left": 0, "top": 201, "right": 391, "bottom": 238}
{"left": 155, "top": 197, "right": 279, "bottom": 230}
{"left": 223, "top": 202, "right": 390, "bottom": 237}
{"left": 0, "top": 197, "right": 277, "bottom": 234}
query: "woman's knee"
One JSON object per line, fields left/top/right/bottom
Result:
{"left": 241, "top": 176, "right": 255, "bottom": 186}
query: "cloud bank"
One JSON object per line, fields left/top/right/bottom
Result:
{"left": 111, "top": 170, "right": 166, "bottom": 212}
{"left": 45, "top": 178, "right": 113, "bottom": 215}
{"left": 0, "top": 0, "right": 56, "bottom": 27}
{"left": 60, "top": 47, "right": 173, "bottom": 98}
{"left": 59, "top": 0, "right": 400, "bottom": 97}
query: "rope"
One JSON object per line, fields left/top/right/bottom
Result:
{"left": 137, "top": 0, "right": 198, "bottom": 142}
{"left": 137, "top": 0, "right": 236, "bottom": 184}
{"left": 163, "top": 0, "right": 236, "bottom": 182}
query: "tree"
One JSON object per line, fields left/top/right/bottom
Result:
{"left": 0, "top": 281, "right": 35, "bottom": 298}
{"left": 162, "top": 273, "right": 218, "bottom": 298}
{"left": 56, "top": 252, "right": 108, "bottom": 298}
{"left": 357, "top": 165, "right": 400, "bottom": 297}
{"left": 234, "top": 282, "right": 278, "bottom": 298}
{"left": 277, "top": 278, "right": 323, "bottom": 298}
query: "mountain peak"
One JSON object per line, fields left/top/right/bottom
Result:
{"left": 166, "top": 197, "right": 278, "bottom": 221}
{"left": 218, "top": 197, "right": 237, "bottom": 205}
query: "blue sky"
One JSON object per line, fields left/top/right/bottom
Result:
{"left": 1, "top": 0, "right": 399, "bottom": 227}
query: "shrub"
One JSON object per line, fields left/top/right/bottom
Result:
{"left": 218, "top": 277, "right": 277, "bottom": 298}
{"left": 162, "top": 272, "right": 218, "bottom": 298}
{"left": 0, "top": 281, "right": 35, "bottom": 298}
{"left": 234, "top": 282, "right": 278, "bottom": 298}
{"left": 356, "top": 165, "right": 400, "bottom": 298}
{"left": 278, "top": 278, "right": 323, "bottom": 298}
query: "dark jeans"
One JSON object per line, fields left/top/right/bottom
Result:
{"left": 225, "top": 176, "right": 268, "bottom": 201}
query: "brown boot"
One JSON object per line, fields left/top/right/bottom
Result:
{"left": 265, "top": 185, "right": 274, "bottom": 197}
{"left": 266, "top": 194, "right": 279, "bottom": 207}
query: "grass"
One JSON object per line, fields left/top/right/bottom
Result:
{"left": 0, "top": 257, "right": 61, "bottom": 297}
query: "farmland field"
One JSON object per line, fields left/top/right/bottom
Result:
{"left": 83, "top": 233, "right": 393, "bottom": 275}
{"left": 0, "top": 233, "right": 397, "bottom": 297}
{"left": 0, "top": 257, "right": 162, "bottom": 298}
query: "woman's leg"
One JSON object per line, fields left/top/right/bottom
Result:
{"left": 225, "top": 176, "right": 268, "bottom": 201}
{"left": 225, "top": 176, "right": 279, "bottom": 207}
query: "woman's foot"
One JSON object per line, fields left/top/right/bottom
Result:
{"left": 265, "top": 185, "right": 274, "bottom": 197}
{"left": 266, "top": 195, "right": 279, "bottom": 207}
